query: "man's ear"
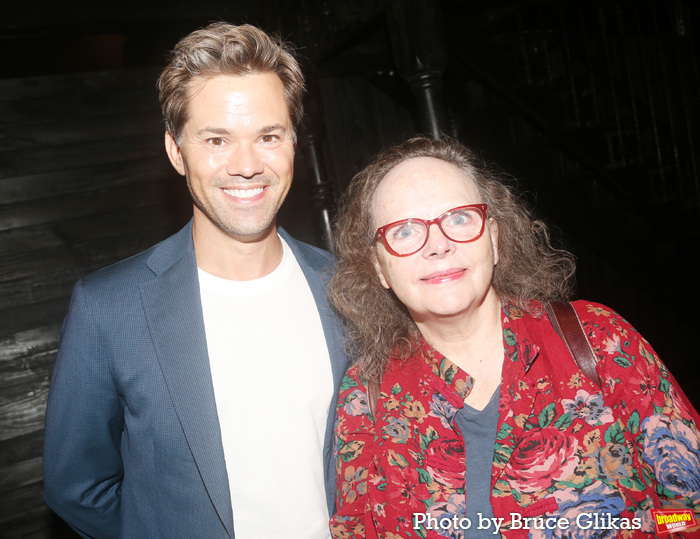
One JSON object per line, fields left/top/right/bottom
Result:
{"left": 372, "top": 252, "right": 391, "bottom": 290}
{"left": 164, "top": 131, "right": 186, "bottom": 176}
{"left": 489, "top": 217, "right": 499, "bottom": 265}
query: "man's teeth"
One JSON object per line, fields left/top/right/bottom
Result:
{"left": 223, "top": 187, "right": 264, "bottom": 198}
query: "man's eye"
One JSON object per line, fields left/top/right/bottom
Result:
{"left": 261, "top": 134, "right": 279, "bottom": 143}
{"left": 208, "top": 138, "right": 225, "bottom": 146}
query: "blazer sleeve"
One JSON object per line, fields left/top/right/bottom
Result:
{"left": 43, "top": 279, "right": 124, "bottom": 539}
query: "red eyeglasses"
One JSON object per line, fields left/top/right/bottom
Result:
{"left": 375, "top": 204, "right": 488, "bottom": 257}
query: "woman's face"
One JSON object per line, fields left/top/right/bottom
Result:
{"left": 372, "top": 157, "right": 499, "bottom": 325}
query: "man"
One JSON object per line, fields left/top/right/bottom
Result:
{"left": 43, "top": 22, "right": 348, "bottom": 539}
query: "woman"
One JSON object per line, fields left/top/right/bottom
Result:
{"left": 328, "top": 136, "right": 700, "bottom": 538}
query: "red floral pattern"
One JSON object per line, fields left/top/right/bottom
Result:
{"left": 502, "top": 426, "right": 579, "bottom": 493}
{"left": 330, "top": 301, "right": 700, "bottom": 538}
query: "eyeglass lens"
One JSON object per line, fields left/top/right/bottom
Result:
{"left": 384, "top": 207, "right": 484, "bottom": 255}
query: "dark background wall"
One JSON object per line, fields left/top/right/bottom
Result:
{"left": 1, "top": 1, "right": 698, "bottom": 537}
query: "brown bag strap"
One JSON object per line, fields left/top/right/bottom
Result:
{"left": 545, "top": 301, "right": 601, "bottom": 388}
{"left": 367, "top": 378, "right": 380, "bottom": 423}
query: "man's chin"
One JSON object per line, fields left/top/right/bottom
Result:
{"left": 221, "top": 221, "right": 277, "bottom": 244}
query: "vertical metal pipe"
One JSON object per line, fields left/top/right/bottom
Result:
{"left": 616, "top": 5, "right": 643, "bottom": 164}
{"left": 301, "top": 127, "right": 335, "bottom": 250}
{"left": 559, "top": 8, "right": 581, "bottom": 127}
{"left": 652, "top": 2, "right": 682, "bottom": 197}
{"left": 580, "top": 8, "right": 602, "bottom": 125}
{"left": 300, "top": 71, "right": 336, "bottom": 250}
{"left": 518, "top": 15, "right": 533, "bottom": 86}
{"left": 384, "top": 0, "right": 449, "bottom": 138}
{"left": 635, "top": 6, "right": 666, "bottom": 201}
{"left": 598, "top": 5, "right": 626, "bottom": 165}
{"left": 672, "top": 1, "right": 700, "bottom": 199}
{"left": 408, "top": 71, "right": 446, "bottom": 139}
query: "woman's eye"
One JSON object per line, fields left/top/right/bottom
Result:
{"left": 446, "top": 211, "right": 472, "bottom": 226}
{"left": 391, "top": 224, "right": 419, "bottom": 241}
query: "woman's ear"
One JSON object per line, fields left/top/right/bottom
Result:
{"left": 372, "top": 252, "right": 391, "bottom": 289}
{"left": 489, "top": 217, "right": 500, "bottom": 265}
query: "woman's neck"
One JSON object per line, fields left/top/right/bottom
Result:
{"left": 416, "top": 291, "right": 504, "bottom": 410}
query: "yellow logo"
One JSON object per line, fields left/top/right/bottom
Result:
{"left": 652, "top": 510, "right": 697, "bottom": 535}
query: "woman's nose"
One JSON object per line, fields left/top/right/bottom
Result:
{"left": 422, "top": 223, "right": 453, "bottom": 258}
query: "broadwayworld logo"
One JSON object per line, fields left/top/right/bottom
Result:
{"left": 652, "top": 509, "right": 697, "bottom": 535}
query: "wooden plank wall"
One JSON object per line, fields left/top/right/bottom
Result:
{"left": 0, "top": 66, "right": 190, "bottom": 538}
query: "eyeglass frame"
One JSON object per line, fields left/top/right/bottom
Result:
{"left": 374, "top": 203, "right": 488, "bottom": 257}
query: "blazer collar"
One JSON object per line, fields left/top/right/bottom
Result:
{"left": 145, "top": 219, "right": 196, "bottom": 276}
{"left": 139, "top": 220, "right": 234, "bottom": 537}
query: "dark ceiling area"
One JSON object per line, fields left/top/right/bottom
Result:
{"left": 2, "top": 0, "right": 698, "bottom": 397}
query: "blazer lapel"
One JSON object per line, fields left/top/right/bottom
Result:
{"left": 139, "top": 225, "right": 233, "bottom": 537}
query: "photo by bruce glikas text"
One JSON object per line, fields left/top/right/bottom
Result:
{"left": 413, "top": 512, "right": 643, "bottom": 534}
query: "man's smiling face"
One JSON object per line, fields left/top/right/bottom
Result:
{"left": 165, "top": 72, "right": 295, "bottom": 243}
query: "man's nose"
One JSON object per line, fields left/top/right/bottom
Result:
{"left": 226, "top": 143, "right": 264, "bottom": 178}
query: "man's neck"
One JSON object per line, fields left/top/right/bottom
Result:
{"left": 192, "top": 217, "right": 284, "bottom": 281}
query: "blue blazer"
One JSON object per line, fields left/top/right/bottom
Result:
{"left": 43, "top": 222, "right": 349, "bottom": 539}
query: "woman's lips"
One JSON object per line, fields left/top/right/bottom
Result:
{"left": 420, "top": 268, "right": 466, "bottom": 284}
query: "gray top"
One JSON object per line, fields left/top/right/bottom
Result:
{"left": 453, "top": 385, "right": 501, "bottom": 538}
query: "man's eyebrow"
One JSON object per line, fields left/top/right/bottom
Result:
{"left": 258, "top": 123, "right": 287, "bottom": 135}
{"left": 196, "top": 127, "right": 230, "bottom": 136}
{"left": 194, "top": 125, "right": 288, "bottom": 137}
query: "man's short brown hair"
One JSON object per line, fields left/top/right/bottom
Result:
{"left": 158, "top": 22, "right": 305, "bottom": 143}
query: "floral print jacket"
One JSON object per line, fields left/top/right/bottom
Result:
{"left": 330, "top": 301, "right": 700, "bottom": 538}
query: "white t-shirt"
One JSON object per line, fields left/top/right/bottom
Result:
{"left": 198, "top": 237, "right": 333, "bottom": 538}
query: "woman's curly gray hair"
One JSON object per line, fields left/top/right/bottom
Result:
{"left": 328, "top": 136, "right": 576, "bottom": 381}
